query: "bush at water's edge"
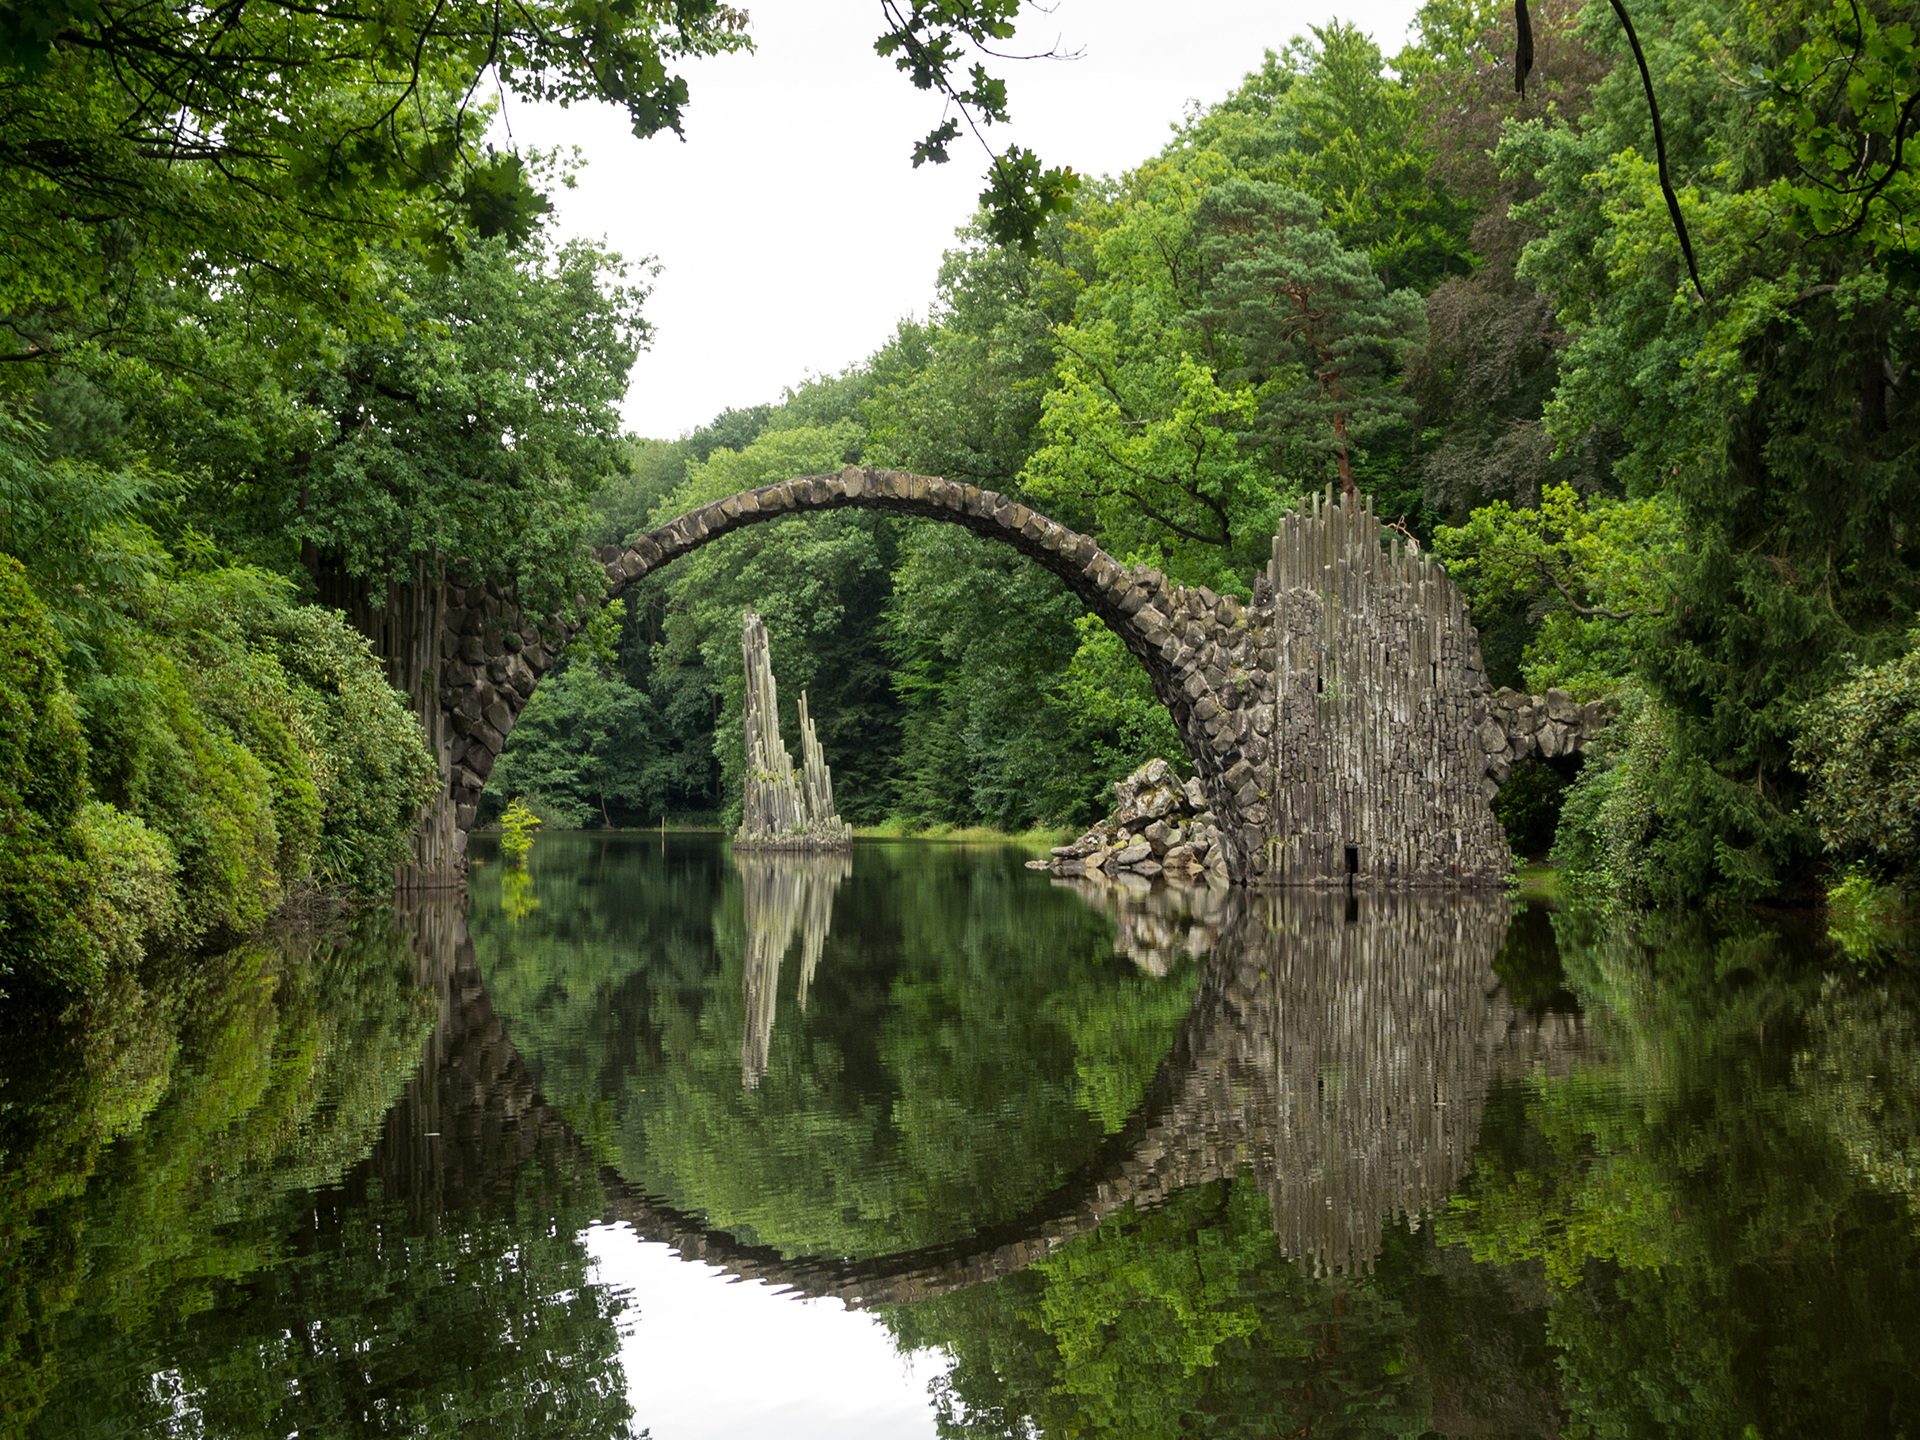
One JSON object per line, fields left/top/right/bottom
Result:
{"left": 0, "top": 553, "right": 436, "bottom": 1005}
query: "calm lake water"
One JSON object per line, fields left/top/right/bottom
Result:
{"left": 5, "top": 832, "right": 1919, "bottom": 1437}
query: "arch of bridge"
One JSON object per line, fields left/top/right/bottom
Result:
{"left": 434, "top": 470, "right": 1605, "bottom": 888}
{"left": 442, "top": 468, "right": 1244, "bottom": 847}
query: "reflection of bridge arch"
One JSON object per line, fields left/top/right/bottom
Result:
{"left": 371, "top": 889, "right": 1588, "bottom": 1308}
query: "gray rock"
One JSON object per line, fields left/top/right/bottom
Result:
{"left": 1538, "top": 721, "right": 1569, "bottom": 759}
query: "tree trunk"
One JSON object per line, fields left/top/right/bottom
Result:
{"left": 1333, "top": 408, "right": 1354, "bottom": 500}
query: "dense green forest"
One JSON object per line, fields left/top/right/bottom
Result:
{"left": 494, "top": 0, "right": 1920, "bottom": 912}
{"left": 3, "top": 0, "right": 1919, "bottom": 1007}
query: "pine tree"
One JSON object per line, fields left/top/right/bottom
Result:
{"left": 1191, "top": 179, "right": 1426, "bottom": 499}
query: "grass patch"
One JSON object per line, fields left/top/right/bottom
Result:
{"left": 1510, "top": 863, "right": 1563, "bottom": 901}
{"left": 854, "top": 820, "right": 1073, "bottom": 853}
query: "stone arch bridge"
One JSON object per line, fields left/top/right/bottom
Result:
{"left": 415, "top": 470, "right": 1605, "bottom": 888}
{"left": 364, "top": 887, "right": 1589, "bottom": 1306}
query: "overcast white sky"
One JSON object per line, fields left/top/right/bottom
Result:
{"left": 498, "top": 0, "right": 1427, "bottom": 439}
{"left": 588, "top": 1226, "right": 942, "bottom": 1437}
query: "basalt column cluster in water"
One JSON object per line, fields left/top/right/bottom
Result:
{"left": 1254, "top": 488, "right": 1511, "bottom": 885}
{"left": 1050, "top": 486, "right": 1606, "bottom": 886}
{"left": 736, "top": 609, "right": 850, "bottom": 850}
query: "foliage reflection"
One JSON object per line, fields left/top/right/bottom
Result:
{"left": 467, "top": 834, "right": 1202, "bottom": 1261}
{"left": 885, "top": 904, "right": 1920, "bottom": 1438}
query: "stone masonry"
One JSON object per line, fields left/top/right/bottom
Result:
{"left": 426, "top": 469, "right": 1605, "bottom": 887}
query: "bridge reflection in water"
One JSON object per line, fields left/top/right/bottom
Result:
{"left": 373, "top": 872, "right": 1583, "bottom": 1303}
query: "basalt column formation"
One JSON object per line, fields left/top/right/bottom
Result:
{"left": 1048, "top": 488, "right": 1582, "bottom": 887}
{"left": 1254, "top": 488, "right": 1513, "bottom": 885}
{"left": 735, "top": 609, "right": 851, "bottom": 850}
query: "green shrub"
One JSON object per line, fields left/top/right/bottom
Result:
{"left": 1554, "top": 682, "right": 1822, "bottom": 908}
{"left": 265, "top": 606, "right": 438, "bottom": 896}
{"left": 190, "top": 648, "right": 324, "bottom": 896}
{"left": 76, "top": 568, "right": 436, "bottom": 920}
{"left": 1552, "top": 689, "right": 1671, "bottom": 907}
{"left": 1824, "top": 866, "right": 1915, "bottom": 966}
{"left": 71, "top": 804, "right": 179, "bottom": 975}
{"left": 4, "top": 545, "right": 437, "bottom": 994}
{"left": 0, "top": 554, "right": 96, "bottom": 994}
{"left": 500, "top": 799, "right": 541, "bottom": 865}
{"left": 76, "top": 632, "right": 284, "bottom": 948}
{"left": 0, "top": 561, "right": 183, "bottom": 996}
{"left": 1796, "top": 639, "right": 1920, "bottom": 883}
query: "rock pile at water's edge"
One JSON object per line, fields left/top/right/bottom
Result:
{"left": 1035, "top": 759, "right": 1230, "bottom": 886}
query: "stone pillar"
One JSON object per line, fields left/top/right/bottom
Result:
{"left": 735, "top": 609, "right": 851, "bottom": 850}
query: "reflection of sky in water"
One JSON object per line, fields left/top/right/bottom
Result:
{"left": 587, "top": 1226, "right": 938, "bottom": 1438}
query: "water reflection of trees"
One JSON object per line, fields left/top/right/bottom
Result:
{"left": 470, "top": 835, "right": 1201, "bottom": 1263}
{"left": 1020, "top": 885, "right": 1577, "bottom": 1279}
{"left": 884, "top": 886, "right": 1556, "bottom": 1438}
{"left": 738, "top": 850, "right": 851, "bottom": 1088}
{"left": 0, "top": 896, "right": 636, "bottom": 1440}
{"left": 18, "top": 848, "right": 1920, "bottom": 1438}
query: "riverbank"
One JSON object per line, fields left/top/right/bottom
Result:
{"left": 853, "top": 821, "right": 1073, "bottom": 853}
{"left": 471, "top": 819, "right": 1075, "bottom": 852}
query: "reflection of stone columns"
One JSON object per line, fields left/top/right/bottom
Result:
{"left": 340, "top": 893, "right": 575, "bottom": 1231}
{"left": 738, "top": 852, "right": 853, "bottom": 1090}
{"left": 1050, "top": 872, "right": 1233, "bottom": 974}
{"left": 1219, "top": 891, "right": 1521, "bottom": 1276}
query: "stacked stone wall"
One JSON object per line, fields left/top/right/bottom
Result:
{"left": 436, "top": 578, "right": 566, "bottom": 847}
